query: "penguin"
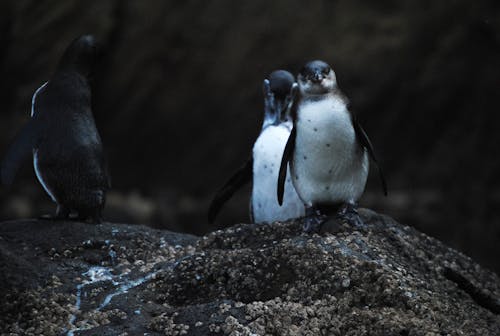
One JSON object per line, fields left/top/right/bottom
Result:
{"left": 208, "top": 70, "right": 305, "bottom": 224}
{"left": 1, "top": 35, "right": 110, "bottom": 223}
{"left": 278, "top": 60, "right": 387, "bottom": 232}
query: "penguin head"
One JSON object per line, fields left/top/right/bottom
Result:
{"left": 57, "top": 35, "right": 100, "bottom": 78}
{"left": 263, "top": 70, "right": 296, "bottom": 125}
{"left": 268, "top": 70, "right": 295, "bottom": 99}
{"left": 298, "top": 60, "right": 337, "bottom": 95}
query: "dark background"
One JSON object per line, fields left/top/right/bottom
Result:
{"left": 0, "top": 1, "right": 499, "bottom": 273}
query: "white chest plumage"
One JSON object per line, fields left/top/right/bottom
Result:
{"left": 252, "top": 124, "right": 305, "bottom": 223}
{"left": 292, "top": 95, "right": 369, "bottom": 205}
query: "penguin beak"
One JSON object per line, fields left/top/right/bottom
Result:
{"left": 311, "top": 72, "right": 323, "bottom": 83}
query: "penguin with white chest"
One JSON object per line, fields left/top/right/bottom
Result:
{"left": 278, "top": 60, "right": 387, "bottom": 232}
{"left": 208, "top": 70, "right": 305, "bottom": 224}
{"left": 1, "top": 35, "right": 110, "bottom": 223}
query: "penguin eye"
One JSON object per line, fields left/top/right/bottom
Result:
{"left": 323, "top": 68, "right": 330, "bottom": 75}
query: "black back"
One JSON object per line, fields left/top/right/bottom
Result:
{"left": 1, "top": 34, "right": 110, "bottom": 194}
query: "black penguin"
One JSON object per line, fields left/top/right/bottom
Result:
{"left": 278, "top": 60, "right": 387, "bottom": 232}
{"left": 1, "top": 35, "right": 110, "bottom": 223}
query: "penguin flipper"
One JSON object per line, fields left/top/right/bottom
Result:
{"left": 208, "top": 158, "right": 253, "bottom": 223}
{"left": 1, "top": 120, "right": 40, "bottom": 185}
{"left": 277, "top": 126, "right": 296, "bottom": 205}
{"left": 352, "top": 117, "right": 388, "bottom": 196}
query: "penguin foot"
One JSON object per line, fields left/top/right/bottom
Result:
{"left": 77, "top": 210, "right": 103, "bottom": 224}
{"left": 341, "top": 212, "right": 365, "bottom": 228}
{"left": 39, "top": 205, "right": 72, "bottom": 221}
{"left": 77, "top": 208, "right": 102, "bottom": 224}
{"left": 302, "top": 206, "right": 327, "bottom": 233}
{"left": 55, "top": 205, "right": 71, "bottom": 220}
{"left": 337, "top": 203, "right": 365, "bottom": 228}
{"left": 38, "top": 214, "right": 56, "bottom": 221}
{"left": 76, "top": 215, "right": 102, "bottom": 224}
{"left": 303, "top": 215, "right": 326, "bottom": 233}
{"left": 302, "top": 217, "right": 325, "bottom": 233}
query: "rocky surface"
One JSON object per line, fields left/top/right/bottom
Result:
{"left": 1, "top": 1, "right": 500, "bottom": 274}
{"left": 0, "top": 209, "right": 499, "bottom": 335}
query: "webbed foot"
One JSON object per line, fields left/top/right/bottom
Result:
{"left": 337, "top": 202, "right": 365, "bottom": 228}
{"left": 302, "top": 206, "right": 327, "bottom": 233}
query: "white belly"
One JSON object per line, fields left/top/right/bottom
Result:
{"left": 252, "top": 124, "right": 305, "bottom": 223}
{"left": 33, "top": 149, "right": 57, "bottom": 203}
{"left": 292, "top": 97, "right": 369, "bottom": 205}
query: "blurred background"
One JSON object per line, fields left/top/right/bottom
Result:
{"left": 0, "top": 0, "right": 499, "bottom": 273}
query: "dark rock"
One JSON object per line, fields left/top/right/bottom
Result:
{"left": 1, "top": 1, "right": 500, "bottom": 275}
{"left": 0, "top": 210, "right": 499, "bottom": 335}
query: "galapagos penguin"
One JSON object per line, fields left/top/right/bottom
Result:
{"left": 1, "top": 35, "right": 110, "bottom": 223}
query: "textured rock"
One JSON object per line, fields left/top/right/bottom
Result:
{"left": 0, "top": 210, "right": 499, "bottom": 335}
{"left": 0, "top": 1, "right": 500, "bottom": 274}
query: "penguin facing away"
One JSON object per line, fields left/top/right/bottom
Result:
{"left": 278, "top": 60, "right": 387, "bottom": 232}
{"left": 1, "top": 35, "right": 110, "bottom": 223}
{"left": 208, "top": 70, "right": 305, "bottom": 224}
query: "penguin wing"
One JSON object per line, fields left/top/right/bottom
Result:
{"left": 208, "top": 158, "right": 253, "bottom": 223}
{"left": 352, "top": 117, "right": 388, "bottom": 196}
{"left": 277, "top": 126, "right": 296, "bottom": 205}
{"left": 1, "top": 120, "right": 41, "bottom": 185}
